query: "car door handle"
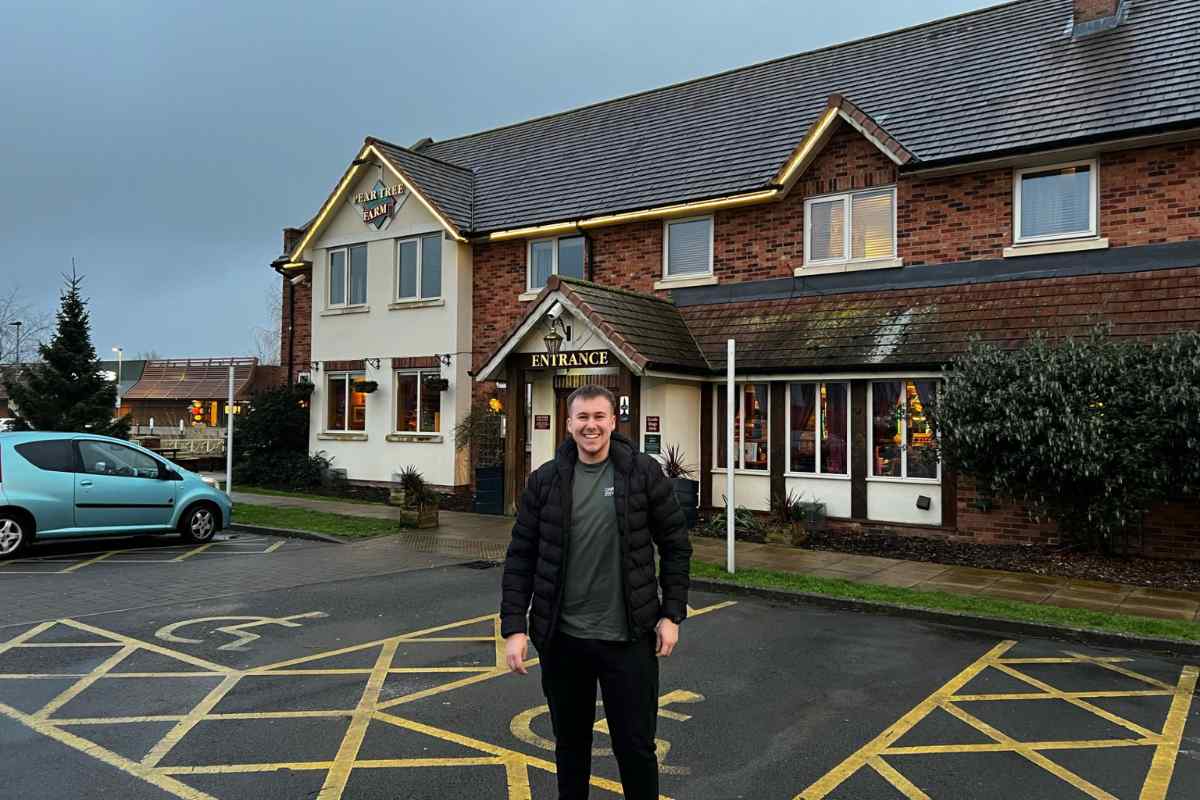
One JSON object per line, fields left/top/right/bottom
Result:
{"left": 78, "top": 480, "right": 93, "bottom": 487}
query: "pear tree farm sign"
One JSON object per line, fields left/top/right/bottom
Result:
{"left": 524, "top": 350, "right": 612, "bottom": 369}
{"left": 353, "top": 181, "right": 407, "bottom": 230}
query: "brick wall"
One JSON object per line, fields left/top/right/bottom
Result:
{"left": 1074, "top": 0, "right": 1119, "bottom": 23}
{"left": 279, "top": 271, "right": 312, "bottom": 383}
{"left": 1100, "top": 142, "right": 1200, "bottom": 247}
{"left": 899, "top": 168, "right": 1012, "bottom": 264}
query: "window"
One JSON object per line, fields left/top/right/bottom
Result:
{"left": 77, "top": 440, "right": 161, "bottom": 479}
{"left": 664, "top": 216, "right": 713, "bottom": 279}
{"left": 788, "top": 382, "right": 849, "bottom": 475}
{"left": 805, "top": 188, "right": 896, "bottom": 265}
{"left": 15, "top": 440, "right": 76, "bottom": 473}
{"left": 715, "top": 383, "right": 769, "bottom": 471}
{"left": 1014, "top": 161, "right": 1097, "bottom": 243}
{"left": 870, "top": 379, "right": 939, "bottom": 480}
{"left": 329, "top": 244, "right": 368, "bottom": 307}
{"left": 397, "top": 233, "right": 443, "bottom": 301}
{"left": 327, "top": 372, "right": 367, "bottom": 432}
{"left": 528, "top": 235, "right": 585, "bottom": 290}
{"left": 395, "top": 370, "right": 442, "bottom": 433}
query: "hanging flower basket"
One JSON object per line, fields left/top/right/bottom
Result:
{"left": 352, "top": 380, "right": 379, "bottom": 394}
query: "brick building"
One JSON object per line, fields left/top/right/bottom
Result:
{"left": 271, "top": 0, "right": 1200, "bottom": 557}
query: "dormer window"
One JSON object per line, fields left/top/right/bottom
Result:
{"left": 804, "top": 188, "right": 896, "bottom": 267}
{"left": 1014, "top": 160, "right": 1097, "bottom": 244}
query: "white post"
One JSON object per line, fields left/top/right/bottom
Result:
{"left": 726, "top": 338, "right": 736, "bottom": 574}
{"left": 226, "top": 366, "right": 234, "bottom": 496}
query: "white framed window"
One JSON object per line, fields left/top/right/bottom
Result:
{"left": 786, "top": 382, "right": 850, "bottom": 476}
{"left": 528, "top": 235, "right": 585, "bottom": 290}
{"left": 804, "top": 187, "right": 896, "bottom": 266}
{"left": 396, "top": 233, "right": 443, "bottom": 301}
{"left": 868, "top": 379, "right": 939, "bottom": 482}
{"left": 663, "top": 216, "right": 714, "bottom": 279}
{"left": 327, "top": 372, "right": 367, "bottom": 432}
{"left": 714, "top": 383, "right": 769, "bottom": 472}
{"left": 1014, "top": 160, "right": 1098, "bottom": 244}
{"left": 328, "top": 244, "right": 368, "bottom": 308}
{"left": 394, "top": 370, "right": 442, "bottom": 433}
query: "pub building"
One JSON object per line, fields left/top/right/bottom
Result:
{"left": 272, "top": 0, "right": 1200, "bottom": 559}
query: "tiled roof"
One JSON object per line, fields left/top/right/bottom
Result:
{"left": 680, "top": 266, "right": 1200, "bottom": 372}
{"left": 370, "top": 139, "right": 475, "bottom": 232}
{"left": 403, "top": 0, "right": 1200, "bottom": 233}
{"left": 124, "top": 358, "right": 259, "bottom": 400}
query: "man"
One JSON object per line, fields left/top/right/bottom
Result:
{"left": 501, "top": 384, "right": 692, "bottom": 800}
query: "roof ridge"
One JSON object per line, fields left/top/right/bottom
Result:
{"left": 555, "top": 276, "right": 679, "bottom": 308}
{"left": 366, "top": 136, "right": 476, "bottom": 174}
{"left": 422, "top": 0, "right": 1027, "bottom": 151}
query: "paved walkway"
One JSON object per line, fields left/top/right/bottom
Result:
{"left": 231, "top": 489, "right": 1200, "bottom": 623}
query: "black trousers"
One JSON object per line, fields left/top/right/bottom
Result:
{"left": 538, "top": 631, "right": 660, "bottom": 800}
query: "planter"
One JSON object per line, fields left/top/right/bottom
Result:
{"left": 671, "top": 477, "right": 700, "bottom": 528}
{"left": 352, "top": 380, "right": 379, "bottom": 394}
{"left": 396, "top": 505, "right": 439, "bottom": 529}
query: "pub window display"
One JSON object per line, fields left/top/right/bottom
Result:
{"left": 870, "top": 380, "right": 938, "bottom": 480}
{"left": 327, "top": 372, "right": 367, "bottom": 432}
{"left": 395, "top": 371, "right": 442, "bottom": 433}
{"left": 788, "top": 382, "right": 849, "bottom": 475}
{"left": 716, "top": 383, "right": 769, "bottom": 471}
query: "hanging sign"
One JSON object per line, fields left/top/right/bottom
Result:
{"left": 353, "top": 180, "right": 407, "bottom": 230}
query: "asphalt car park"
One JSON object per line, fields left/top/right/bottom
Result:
{"left": 0, "top": 531, "right": 299, "bottom": 574}
{"left": 0, "top": 544, "right": 1195, "bottom": 800}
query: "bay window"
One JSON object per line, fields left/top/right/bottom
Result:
{"left": 327, "top": 372, "right": 367, "bottom": 432}
{"left": 869, "top": 379, "right": 938, "bottom": 480}
{"left": 329, "top": 244, "right": 368, "bottom": 307}
{"left": 395, "top": 370, "right": 442, "bottom": 433}
{"left": 788, "top": 382, "right": 849, "bottom": 475}
{"left": 1014, "top": 160, "right": 1097, "bottom": 243}
{"left": 715, "top": 383, "right": 769, "bottom": 471}
{"left": 397, "top": 233, "right": 443, "bottom": 301}
{"left": 804, "top": 188, "right": 896, "bottom": 266}
{"left": 528, "top": 235, "right": 585, "bottom": 290}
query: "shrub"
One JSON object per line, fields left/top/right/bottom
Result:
{"left": 234, "top": 383, "right": 313, "bottom": 461}
{"left": 933, "top": 327, "right": 1200, "bottom": 553}
{"left": 233, "top": 450, "right": 332, "bottom": 490}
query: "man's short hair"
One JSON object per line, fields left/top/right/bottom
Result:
{"left": 566, "top": 384, "right": 617, "bottom": 416}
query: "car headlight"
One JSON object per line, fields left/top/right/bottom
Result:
{"left": 201, "top": 477, "right": 218, "bottom": 487}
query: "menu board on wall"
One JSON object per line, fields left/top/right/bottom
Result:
{"left": 644, "top": 434, "right": 661, "bottom": 455}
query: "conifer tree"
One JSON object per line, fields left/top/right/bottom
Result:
{"left": 3, "top": 268, "right": 131, "bottom": 437}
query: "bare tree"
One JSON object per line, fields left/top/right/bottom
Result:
{"left": 0, "top": 287, "right": 53, "bottom": 364}
{"left": 251, "top": 278, "right": 282, "bottom": 365}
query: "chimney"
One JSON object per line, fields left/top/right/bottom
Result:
{"left": 1072, "top": 0, "right": 1127, "bottom": 38}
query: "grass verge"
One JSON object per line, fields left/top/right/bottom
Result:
{"left": 692, "top": 560, "right": 1200, "bottom": 643}
{"left": 235, "top": 486, "right": 384, "bottom": 506}
{"left": 233, "top": 502, "right": 399, "bottom": 539}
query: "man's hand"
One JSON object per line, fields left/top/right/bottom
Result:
{"left": 655, "top": 619, "right": 679, "bottom": 657}
{"left": 505, "top": 633, "right": 530, "bottom": 674}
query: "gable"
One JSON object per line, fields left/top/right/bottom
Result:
{"left": 794, "top": 124, "right": 900, "bottom": 198}
{"left": 312, "top": 166, "right": 442, "bottom": 250}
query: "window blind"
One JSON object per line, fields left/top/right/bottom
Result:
{"left": 851, "top": 190, "right": 895, "bottom": 260}
{"left": 667, "top": 218, "right": 711, "bottom": 276}
{"left": 397, "top": 240, "right": 418, "bottom": 299}
{"left": 329, "top": 250, "right": 346, "bottom": 305}
{"left": 1020, "top": 166, "right": 1091, "bottom": 239}
{"left": 420, "top": 234, "right": 441, "bottom": 298}
{"left": 530, "top": 240, "right": 554, "bottom": 288}
{"left": 348, "top": 244, "right": 368, "bottom": 305}
{"left": 558, "top": 236, "right": 585, "bottom": 279}
{"left": 809, "top": 199, "right": 845, "bottom": 261}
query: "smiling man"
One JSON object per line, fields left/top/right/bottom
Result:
{"left": 501, "top": 384, "right": 692, "bottom": 800}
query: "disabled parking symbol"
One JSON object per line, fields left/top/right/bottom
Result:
{"left": 155, "top": 611, "right": 328, "bottom": 651}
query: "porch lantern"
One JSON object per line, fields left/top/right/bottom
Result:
{"left": 543, "top": 329, "right": 563, "bottom": 354}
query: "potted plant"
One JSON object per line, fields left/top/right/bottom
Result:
{"left": 773, "top": 489, "right": 826, "bottom": 546}
{"left": 660, "top": 444, "right": 699, "bottom": 528}
{"left": 352, "top": 379, "right": 379, "bottom": 394}
{"left": 390, "top": 464, "right": 440, "bottom": 528}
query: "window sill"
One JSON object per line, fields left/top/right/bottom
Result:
{"left": 388, "top": 298, "right": 445, "bottom": 311}
{"left": 386, "top": 432, "right": 444, "bottom": 443}
{"left": 1003, "top": 237, "right": 1108, "bottom": 258}
{"left": 710, "top": 468, "right": 771, "bottom": 476}
{"left": 518, "top": 290, "right": 541, "bottom": 303}
{"left": 866, "top": 476, "right": 941, "bottom": 485}
{"left": 784, "top": 472, "right": 852, "bottom": 481}
{"left": 795, "top": 257, "right": 903, "bottom": 277}
{"left": 654, "top": 274, "right": 718, "bottom": 290}
{"left": 318, "top": 432, "right": 368, "bottom": 441}
{"left": 320, "top": 305, "right": 370, "bottom": 317}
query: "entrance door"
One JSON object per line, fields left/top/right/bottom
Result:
{"left": 555, "top": 389, "right": 573, "bottom": 450}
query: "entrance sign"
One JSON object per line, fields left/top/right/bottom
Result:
{"left": 353, "top": 180, "right": 407, "bottom": 230}
{"left": 523, "top": 349, "right": 611, "bottom": 369}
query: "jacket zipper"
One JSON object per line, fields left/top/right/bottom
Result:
{"left": 618, "top": 468, "right": 637, "bottom": 640}
{"left": 548, "top": 466, "right": 572, "bottom": 643}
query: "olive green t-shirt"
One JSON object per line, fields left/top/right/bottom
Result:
{"left": 559, "top": 458, "right": 630, "bottom": 641}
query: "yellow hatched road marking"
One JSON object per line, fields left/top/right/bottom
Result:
{"left": 1140, "top": 665, "right": 1198, "bottom": 800}
{"left": 171, "top": 544, "right": 213, "bottom": 562}
{"left": 884, "top": 738, "right": 1159, "bottom": 755}
{"left": 142, "top": 674, "right": 243, "bottom": 767}
{"left": 13, "top": 642, "right": 124, "bottom": 647}
{"left": 949, "top": 690, "right": 1174, "bottom": 702}
{"left": 317, "top": 639, "right": 400, "bottom": 798}
{"left": 0, "top": 621, "right": 56, "bottom": 655}
{"left": 60, "top": 551, "right": 118, "bottom": 572}
{"left": 868, "top": 756, "right": 931, "bottom": 800}
{"left": 35, "top": 645, "right": 137, "bottom": 720}
{"left": 58, "top": 618, "right": 230, "bottom": 673}
{"left": 998, "top": 656, "right": 1132, "bottom": 665}
{"left": 991, "top": 662, "right": 1159, "bottom": 739}
{"left": 1063, "top": 651, "right": 1179, "bottom": 691}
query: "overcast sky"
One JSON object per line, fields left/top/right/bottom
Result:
{"left": 0, "top": 0, "right": 997, "bottom": 360}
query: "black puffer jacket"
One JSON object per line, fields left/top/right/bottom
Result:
{"left": 500, "top": 431, "right": 692, "bottom": 650}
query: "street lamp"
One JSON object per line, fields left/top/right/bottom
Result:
{"left": 111, "top": 346, "right": 123, "bottom": 410}
{"left": 8, "top": 321, "right": 20, "bottom": 366}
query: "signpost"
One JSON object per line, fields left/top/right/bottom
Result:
{"left": 226, "top": 366, "right": 234, "bottom": 497}
{"left": 726, "top": 339, "right": 735, "bottom": 574}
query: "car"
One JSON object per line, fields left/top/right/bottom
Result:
{"left": 0, "top": 431, "right": 234, "bottom": 559}
{"left": 0, "top": 419, "right": 16, "bottom": 432}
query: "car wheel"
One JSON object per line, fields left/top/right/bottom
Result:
{"left": 0, "top": 514, "right": 29, "bottom": 559}
{"left": 181, "top": 504, "right": 218, "bottom": 543}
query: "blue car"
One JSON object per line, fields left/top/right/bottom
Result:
{"left": 0, "top": 432, "right": 233, "bottom": 559}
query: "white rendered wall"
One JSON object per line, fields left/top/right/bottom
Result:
{"left": 867, "top": 480, "right": 942, "bottom": 525}
{"left": 784, "top": 476, "right": 853, "bottom": 518}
